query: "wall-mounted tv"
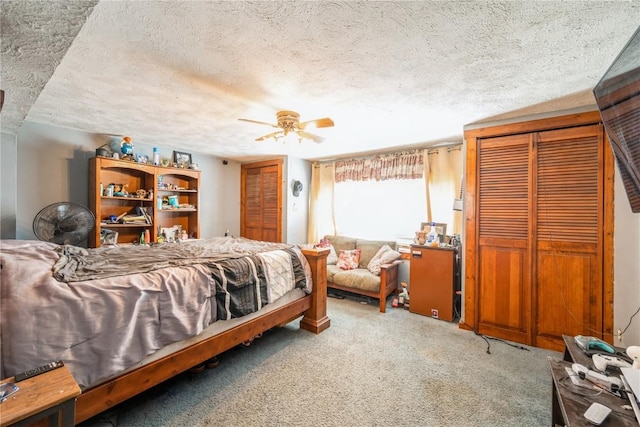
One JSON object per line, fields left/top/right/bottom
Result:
{"left": 594, "top": 25, "right": 640, "bottom": 213}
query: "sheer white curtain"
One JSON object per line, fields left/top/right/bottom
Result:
{"left": 309, "top": 147, "right": 462, "bottom": 243}
{"left": 308, "top": 162, "right": 336, "bottom": 242}
{"left": 425, "top": 145, "right": 463, "bottom": 235}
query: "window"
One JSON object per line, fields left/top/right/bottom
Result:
{"left": 310, "top": 146, "right": 463, "bottom": 244}
{"left": 334, "top": 178, "right": 426, "bottom": 243}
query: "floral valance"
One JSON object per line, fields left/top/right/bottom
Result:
{"left": 334, "top": 149, "right": 424, "bottom": 182}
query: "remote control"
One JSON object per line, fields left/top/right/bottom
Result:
{"left": 14, "top": 360, "right": 64, "bottom": 382}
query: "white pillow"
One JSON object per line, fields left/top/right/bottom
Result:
{"left": 327, "top": 245, "right": 339, "bottom": 265}
{"left": 367, "top": 244, "right": 402, "bottom": 276}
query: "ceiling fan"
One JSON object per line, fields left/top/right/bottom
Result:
{"left": 239, "top": 110, "right": 334, "bottom": 143}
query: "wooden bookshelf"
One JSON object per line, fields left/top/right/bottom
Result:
{"left": 89, "top": 157, "right": 200, "bottom": 247}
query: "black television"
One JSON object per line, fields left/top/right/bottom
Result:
{"left": 594, "top": 25, "right": 640, "bottom": 213}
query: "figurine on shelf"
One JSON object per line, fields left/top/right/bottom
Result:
{"left": 120, "top": 136, "right": 135, "bottom": 160}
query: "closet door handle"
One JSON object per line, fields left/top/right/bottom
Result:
{"left": 411, "top": 251, "right": 422, "bottom": 258}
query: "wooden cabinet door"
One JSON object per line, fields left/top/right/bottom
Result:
{"left": 241, "top": 159, "right": 282, "bottom": 242}
{"left": 534, "top": 125, "right": 606, "bottom": 350}
{"left": 409, "top": 246, "right": 456, "bottom": 321}
{"left": 475, "top": 133, "right": 532, "bottom": 344}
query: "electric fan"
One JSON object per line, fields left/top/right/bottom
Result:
{"left": 32, "top": 202, "right": 96, "bottom": 245}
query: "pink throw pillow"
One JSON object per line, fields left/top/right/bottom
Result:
{"left": 337, "top": 249, "right": 361, "bottom": 270}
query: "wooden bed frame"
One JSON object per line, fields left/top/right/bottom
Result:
{"left": 74, "top": 247, "right": 330, "bottom": 424}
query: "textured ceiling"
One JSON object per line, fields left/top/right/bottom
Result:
{"left": 2, "top": 1, "right": 640, "bottom": 161}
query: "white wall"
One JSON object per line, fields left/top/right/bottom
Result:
{"left": 613, "top": 166, "right": 640, "bottom": 347}
{"left": 283, "top": 156, "right": 311, "bottom": 245}
{"left": 11, "top": 121, "right": 239, "bottom": 242}
{"left": 1, "top": 132, "right": 17, "bottom": 239}
{"left": 203, "top": 158, "right": 241, "bottom": 238}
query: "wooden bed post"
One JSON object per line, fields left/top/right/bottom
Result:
{"left": 300, "top": 247, "right": 331, "bottom": 333}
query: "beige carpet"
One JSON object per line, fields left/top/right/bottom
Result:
{"left": 80, "top": 295, "right": 561, "bottom": 427}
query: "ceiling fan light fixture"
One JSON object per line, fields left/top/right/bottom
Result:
{"left": 277, "top": 110, "right": 300, "bottom": 132}
{"left": 239, "top": 109, "right": 334, "bottom": 144}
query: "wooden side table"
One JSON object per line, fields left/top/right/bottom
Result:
{"left": 549, "top": 359, "right": 637, "bottom": 426}
{"left": 409, "top": 245, "right": 458, "bottom": 321}
{"left": 0, "top": 365, "right": 81, "bottom": 427}
{"left": 550, "top": 335, "right": 637, "bottom": 426}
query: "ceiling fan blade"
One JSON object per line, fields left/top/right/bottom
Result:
{"left": 298, "top": 117, "right": 334, "bottom": 130}
{"left": 238, "top": 118, "right": 280, "bottom": 128}
{"left": 256, "top": 131, "right": 284, "bottom": 141}
{"left": 297, "top": 130, "right": 325, "bottom": 143}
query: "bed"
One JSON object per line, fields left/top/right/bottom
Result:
{"left": 0, "top": 237, "right": 329, "bottom": 424}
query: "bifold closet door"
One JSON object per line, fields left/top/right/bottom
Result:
{"left": 534, "top": 125, "right": 606, "bottom": 350}
{"left": 465, "top": 112, "right": 614, "bottom": 351}
{"left": 475, "top": 133, "right": 532, "bottom": 345}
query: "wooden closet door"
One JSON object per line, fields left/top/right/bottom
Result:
{"left": 475, "top": 133, "right": 532, "bottom": 344}
{"left": 465, "top": 113, "right": 614, "bottom": 352}
{"left": 241, "top": 159, "right": 282, "bottom": 242}
{"left": 534, "top": 125, "right": 606, "bottom": 350}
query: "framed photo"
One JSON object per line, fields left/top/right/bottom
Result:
{"left": 421, "top": 222, "right": 447, "bottom": 240}
{"left": 100, "top": 229, "right": 119, "bottom": 245}
{"left": 160, "top": 225, "right": 182, "bottom": 243}
{"left": 136, "top": 154, "right": 149, "bottom": 164}
{"left": 173, "top": 151, "right": 192, "bottom": 166}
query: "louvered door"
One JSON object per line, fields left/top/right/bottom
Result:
{"left": 241, "top": 159, "right": 282, "bottom": 242}
{"left": 475, "top": 133, "right": 532, "bottom": 344}
{"left": 464, "top": 112, "right": 614, "bottom": 351}
{"left": 534, "top": 125, "right": 605, "bottom": 349}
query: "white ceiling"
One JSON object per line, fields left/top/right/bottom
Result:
{"left": 2, "top": 1, "right": 639, "bottom": 162}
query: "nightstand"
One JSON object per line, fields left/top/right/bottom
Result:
{"left": 0, "top": 365, "right": 81, "bottom": 427}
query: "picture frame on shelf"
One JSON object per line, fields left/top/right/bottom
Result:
{"left": 173, "top": 151, "right": 192, "bottom": 167}
{"left": 160, "top": 225, "right": 182, "bottom": 243}
{"left": 421, "top": 222, "right": 447, "bottom": 241}
{"left": 136, "top": 154, "right": 149, "bottom": 164}
{"left": 100, "top": 229, "right": 119, "bottom": 246}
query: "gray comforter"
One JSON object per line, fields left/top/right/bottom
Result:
{"left": 0, "top": 238, "right": 312, "bottom": 389}
{"left": 52, "top": 236, "right": 294, "bottom": 282}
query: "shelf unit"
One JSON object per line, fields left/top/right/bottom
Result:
{"left": 89, "top": 157, "right": 200, "bottom": 247}
{"left": 156, "top": 167, "right": 200, "bottom": 240}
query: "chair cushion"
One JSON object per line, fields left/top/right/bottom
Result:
{"left": 332, "top": 269, "right": 381, "bottom": 292}
{"left": 327, "top": 264, "right": 341, "bottom": 283}
{"left": 367, "top": 244, "right": 402, "bottom": 275}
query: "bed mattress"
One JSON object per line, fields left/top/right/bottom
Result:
{"left": 0, "top": 238, "right": 312, "bottom": 389}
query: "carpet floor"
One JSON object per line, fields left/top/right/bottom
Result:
{"left": 80, "top": 294, "right": 561, "bottom": 427}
